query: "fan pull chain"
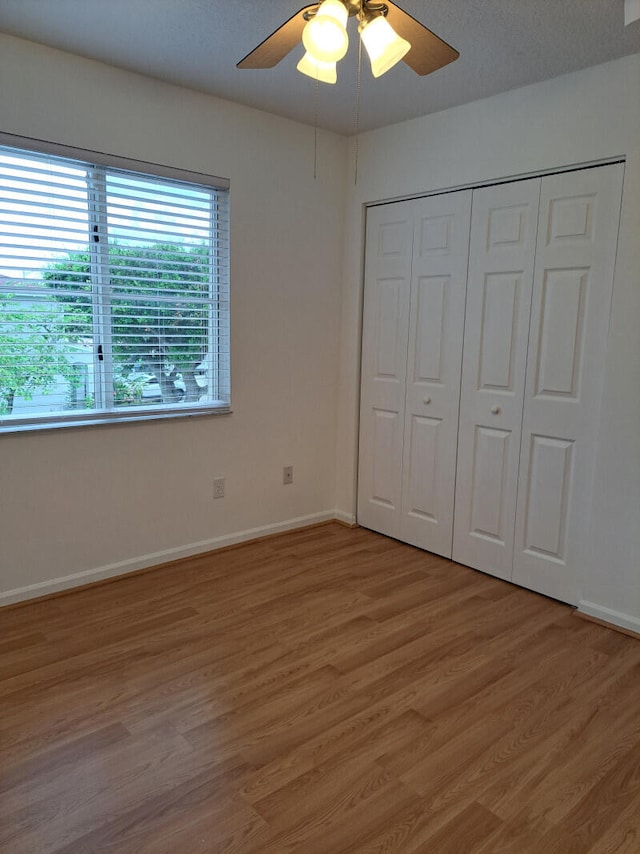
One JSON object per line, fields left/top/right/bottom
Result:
{"left": 354, "top": 6, "right": 363, "bottom": 185}
{"left": 314, "top": 78, "right": 319, "bottom": 180}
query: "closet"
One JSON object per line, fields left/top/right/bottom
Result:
{"left": 357, "top": 163, "right": 624, "bottom": 605}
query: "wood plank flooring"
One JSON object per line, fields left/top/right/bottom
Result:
{"left": 2, "top": 523, "right": 640, "bottom": 853}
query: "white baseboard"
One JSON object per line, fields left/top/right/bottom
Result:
{"left": 334, "top": 509, "right": 357, "bottom": 526}
{"left": 577, "top": 600, "right": 640, "bottom": 635}
{"left": 1, "top": 510, "right": 341, "bottom": 607}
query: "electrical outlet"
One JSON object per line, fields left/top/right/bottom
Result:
{"left": 213, "top": 477, "right": 225, "bottom": 499}
{"left": 283, "top": 465, "right": 293, "bottom": 485}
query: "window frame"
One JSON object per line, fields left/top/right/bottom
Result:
{"left": 0, "top": 133, "right": 231, "bottom": 434}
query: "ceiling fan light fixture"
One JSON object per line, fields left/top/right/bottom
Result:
{"left": 360, "top": 14, "right": 411, "bottom": 77}
{"left": 297, "top": 51, "right": 338, "bottom": 83}
{"left": 302, "top": 0, "right": 349, "bottom": 64}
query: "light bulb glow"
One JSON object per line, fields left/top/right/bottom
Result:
{"left": 360, "top": 15, "right": 410, "bottom": 77}
{"left": 302, "top": 0, "right": 349, "bottom": 64}
{"left": 315, "top": 0, "right": 348, "bottom": 27}
{"left": 297, "top": 51, "right": 337, "bottom": 84}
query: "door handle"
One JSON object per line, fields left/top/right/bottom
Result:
{"left": 424, "top": 396, "right": 431, "bottom": 405}
{"left": 491, "top": 405, "right": 501, "bottom": 415}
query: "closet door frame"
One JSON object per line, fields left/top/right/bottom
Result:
{"left": 356, "top": 158, "right": 624, "bottom": 607}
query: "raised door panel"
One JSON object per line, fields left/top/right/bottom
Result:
{"left": 400, "top": 190, "right": 472, "bottom": 557}
{"left": 520, "top": 436, "right": 574, "bottom": 562}
{"left": 533, "top": 269, "right": 587, "bottom": 398}
{"left": 513, "top": 164, "right": 624, "bottom": 604}
{"left": 468, "top": 426, "right": 512, "bottom": 546}
{"left": 358, "top": 201, "right": 415, "bottom": 538}
{"left": 453, "top": 179, "right": 541, "bottom": 579}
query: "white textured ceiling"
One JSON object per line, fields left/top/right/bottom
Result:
{"left": 0, "top": 1, "right": 638, "bottom": 135}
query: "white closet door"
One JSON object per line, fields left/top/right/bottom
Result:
{"left": 358, "top": 200, "right": 415, "bottom": 539}
{"left": 453, "top": 179, "right": 541, "bottom": 579}
{"left": 512, "top": 164, "right": 624, "bottom": 604}
{"left": 399, "top": 190, "right": 472, "bottom": 557}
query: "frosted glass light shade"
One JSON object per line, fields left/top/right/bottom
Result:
{"left": 360, "top": 15, "right": 410, "bottom": 77}
{"left": 297, "top": 51, "right": 338, "bottom": 84}
{"left": 302, "top": 0, "right": 349, "bottom": 64}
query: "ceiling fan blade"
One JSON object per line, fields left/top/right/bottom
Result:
{"left": 383, "top": 1, "right": 459, "bottom": 76}
{"left": 237, "top": 5, "right": 318, "bottom": 69}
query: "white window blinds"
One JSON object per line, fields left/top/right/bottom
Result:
{"left": 0, "top": 142, "right": 230, "bottom": 431}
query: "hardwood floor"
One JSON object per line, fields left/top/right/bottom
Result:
{"left": 2, "top": 523, "right": 640, "bottom": 853}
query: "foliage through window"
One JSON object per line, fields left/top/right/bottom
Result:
{"left": 0, "top": 142, "right": 229, "bottom": 430}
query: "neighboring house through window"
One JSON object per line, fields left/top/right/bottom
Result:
{"left": 0, "top": 139, "right": 230, "bottom": 431}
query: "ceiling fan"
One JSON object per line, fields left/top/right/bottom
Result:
{"left": 237, "top": 0, "right": 459, "bottom": 84}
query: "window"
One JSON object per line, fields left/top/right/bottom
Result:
{"left": 0, "top": 139, "right": 229, "bottom": 432}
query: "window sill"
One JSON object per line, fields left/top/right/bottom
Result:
{"left": 0, "top": 403, "right": 232, "bottom": 435}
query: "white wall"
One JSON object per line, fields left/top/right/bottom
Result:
{"left": 0, "top": 33, "right": 348, "bottom": 603}
{"left": 335, "top": 54, "right": 640, "bottom": 630}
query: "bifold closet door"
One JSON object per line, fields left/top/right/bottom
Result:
{"left": 359, "top": 163, "right": 624, "bottom": 601}
{"left": 358, "top": 200, "right": 415, "bottom": 540}
{"left": 452, "top": 179, "right": 541, "bottom": 579}
{"left": 358, "top": 191, "right": 471, "bottom": 555}
{"left": 399, "top": 191, "right": 471, "bottom": 556}
{"left": 512, "top": 163, "right": 624, "bottom": 604}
